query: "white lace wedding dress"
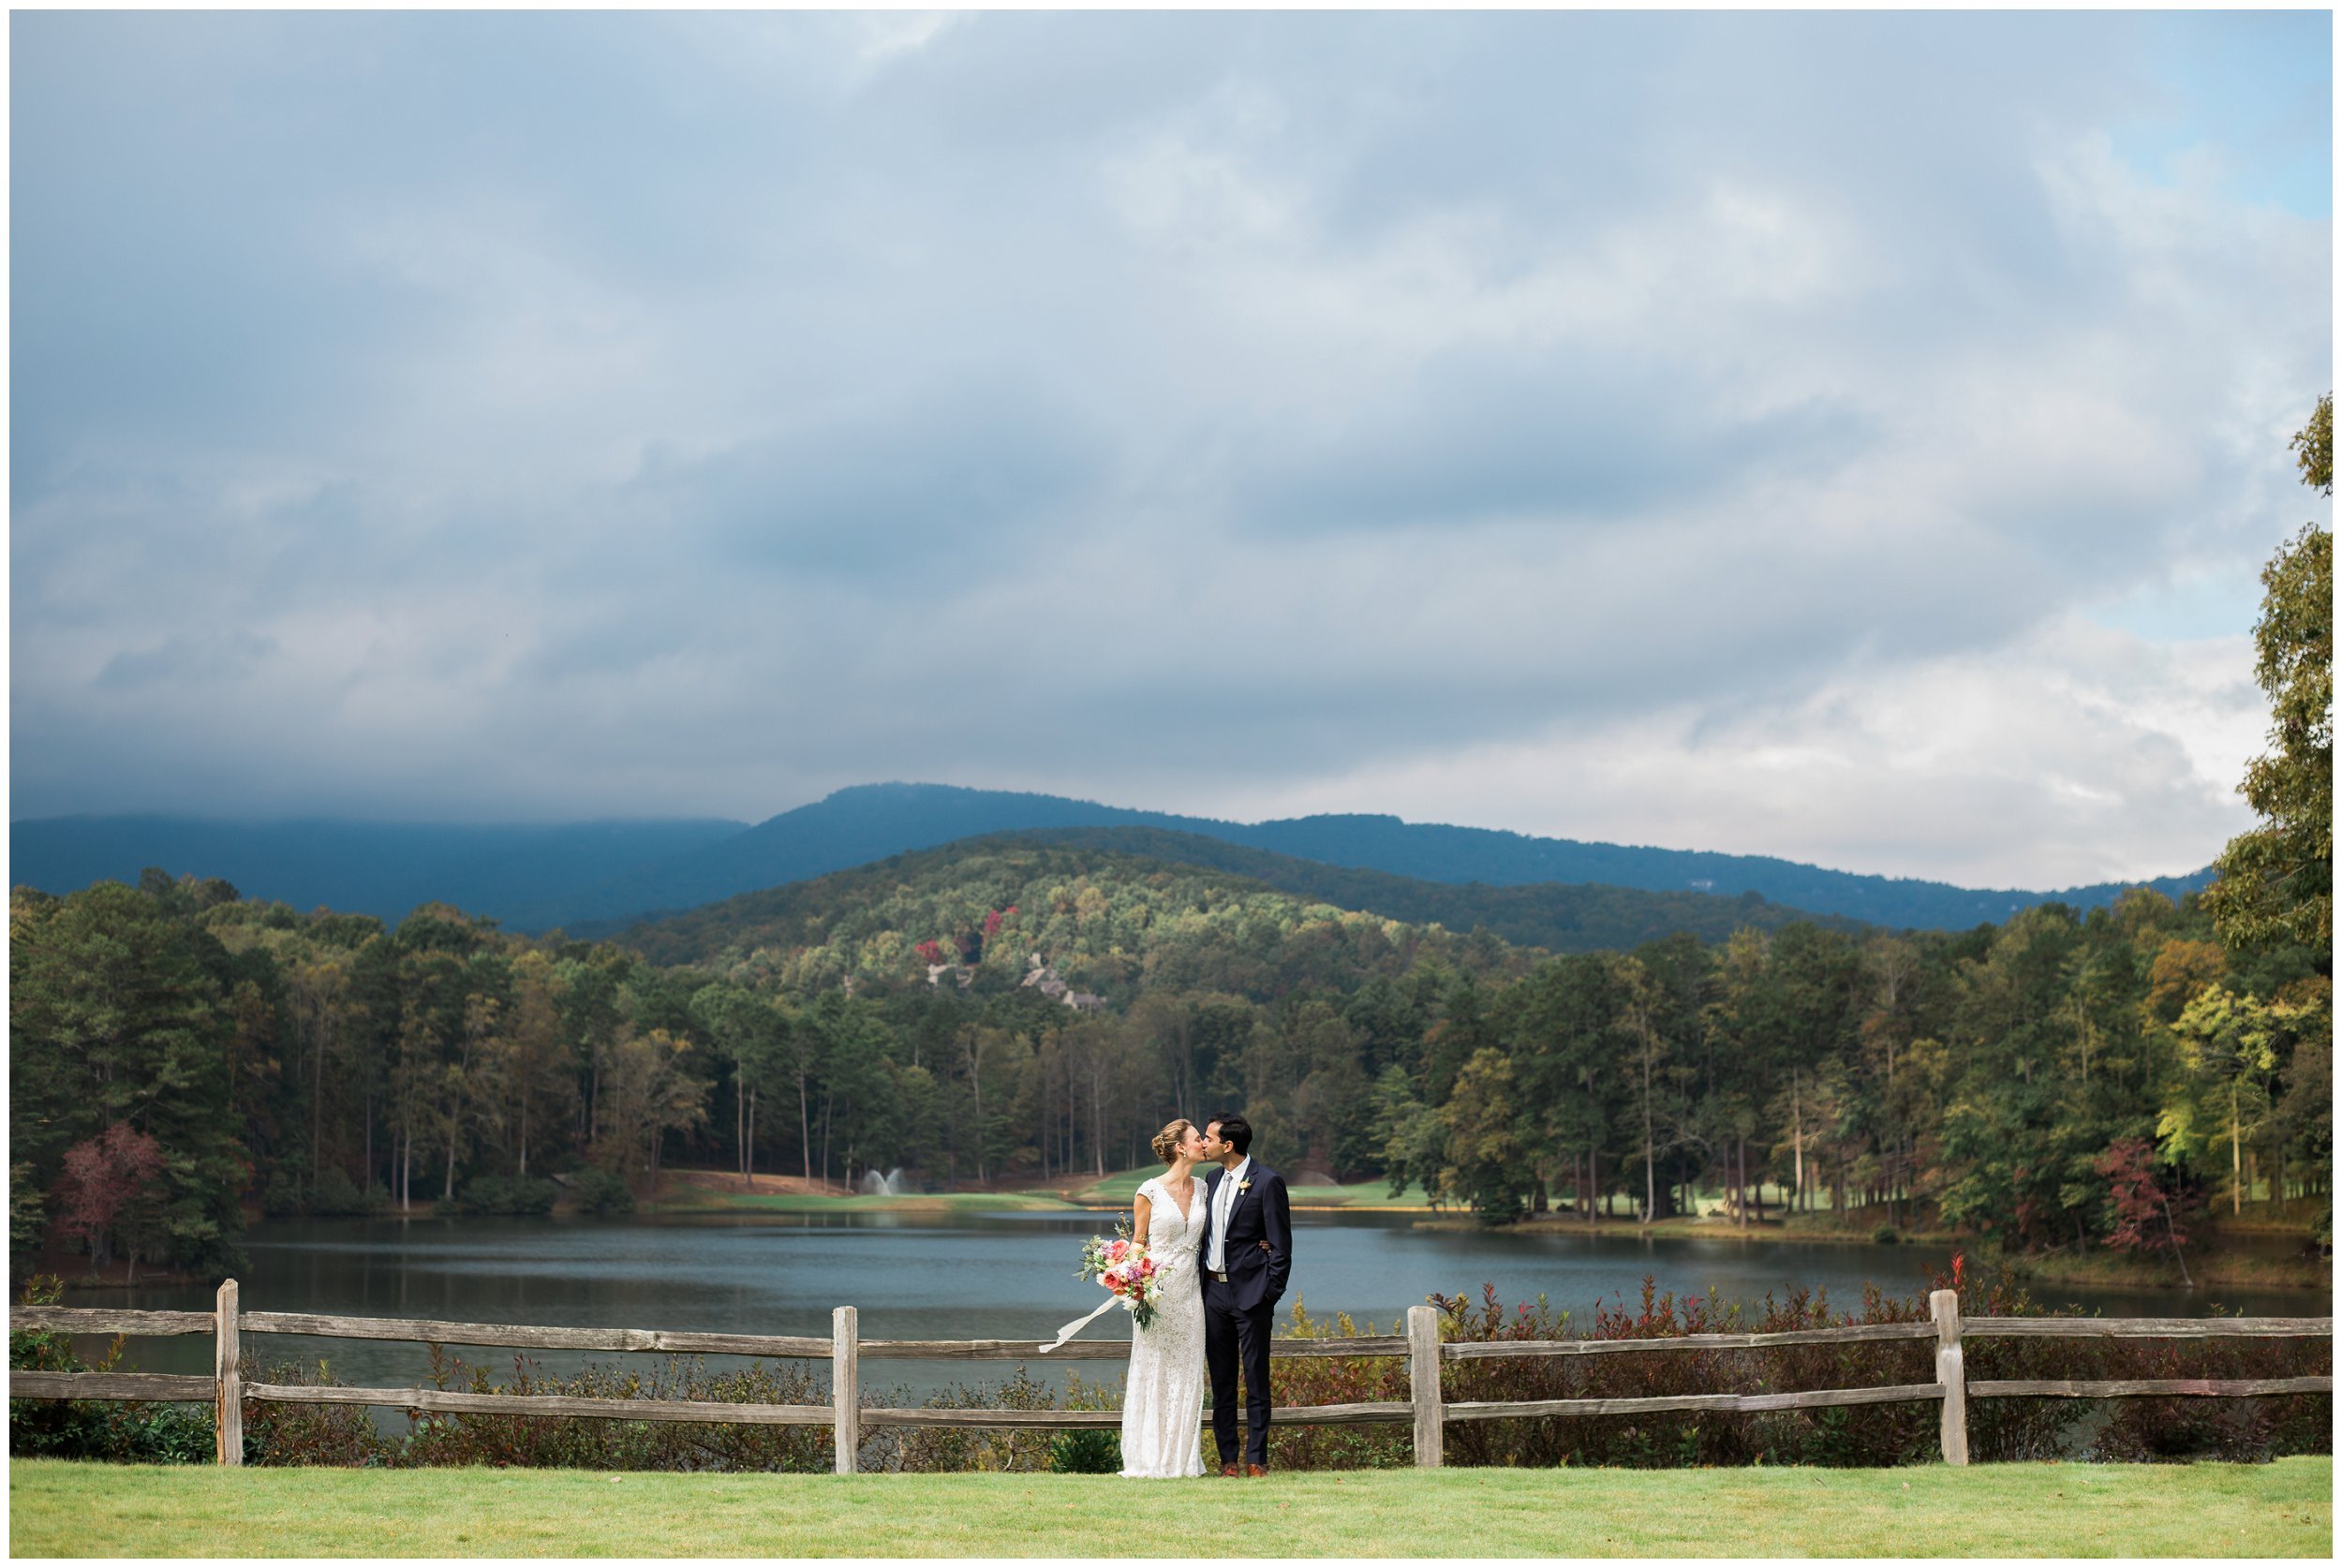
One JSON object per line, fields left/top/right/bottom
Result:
{"left": 1119, "top": 1176, "right": 1207, "bottom": 1478}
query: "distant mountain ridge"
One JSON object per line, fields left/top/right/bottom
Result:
{"left": 9, "top": 781, "right": 2215, "bottom": 934}
{"left": 6, "top": 816, "right": 748, "bottom": 927}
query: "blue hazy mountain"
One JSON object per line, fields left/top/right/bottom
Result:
{"left": 6, "top": 816, "right": 748, "bottom": 927}
{"left": 9, "top": 780, "right": 2215, "bottom": 934}
{"left": 538, "top": 783, "right": 2215, "bottom": 932}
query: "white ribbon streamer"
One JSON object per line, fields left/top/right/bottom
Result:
{"left": 1038, "top": 1295, "right": 1122, "bottom": 1354}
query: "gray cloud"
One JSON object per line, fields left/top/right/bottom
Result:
{"left": 96, "top": 630, "right": 280, "bottom": 692}
{"left": 8, "top": 10, "right": 2329, "bottom": 883}
{"left": 629, "top": 377, "right": 1111, "bottom": 577}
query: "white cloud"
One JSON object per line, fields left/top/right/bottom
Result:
{"left": 1202, "top": 617, "right": 2264, "bottom": 888}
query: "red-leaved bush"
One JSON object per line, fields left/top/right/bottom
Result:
{"left": 50, "top": 1124, "right": 168, "bottom": 1278}
{"left": 2095, "top": 1136, "right": 2195, "bottom": 1281}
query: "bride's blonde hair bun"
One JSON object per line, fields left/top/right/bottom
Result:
{"left": 1150, "top": 1119, "right": 1193, "bottom": 1164}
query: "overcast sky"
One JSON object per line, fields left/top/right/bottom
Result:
{"left": 9, "top": 9, "right": 2332, "bottom": 887}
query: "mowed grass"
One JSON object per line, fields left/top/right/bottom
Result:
{"left": 645, "top": 1166, "right": 1432, "bottom": 1215}
{"left": 1074, "top": 1166, "right": 1433, "bottom": 1208}
{"left": 10, "top": 1457, "right": 2329, "bottom": 1558}
{"left": 647, "top": 1188, "right": 1079, "bottom": 1216}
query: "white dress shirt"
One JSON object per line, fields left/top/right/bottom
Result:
{"left": 1207, "top": 1157, "right": 1250, "bottom": 1272}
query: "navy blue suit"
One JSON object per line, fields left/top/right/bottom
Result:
{"left": 1196, "top": 1161, "right": 1292, "bottom": 1467}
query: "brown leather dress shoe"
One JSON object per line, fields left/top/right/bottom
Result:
{"left": 1247, "top": 1464, "right": 1267, "bottom": 1478}
{"left": 1220, "top": 1463, "right": 1241, "bottom": 1478}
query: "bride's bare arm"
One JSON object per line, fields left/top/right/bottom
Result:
{"left": 1131, "top": 1189, "right": 1151, "bottom": 1246}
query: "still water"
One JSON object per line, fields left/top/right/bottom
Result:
{"left": 75, "top": 1210, "right": 2325, "bottom": 1401}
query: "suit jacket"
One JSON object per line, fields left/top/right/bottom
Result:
{"left": 1197, "top": 1161, "right": 1292, "bottom": 1312}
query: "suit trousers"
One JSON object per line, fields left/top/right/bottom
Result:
{"left": 1202, "top": 1278, "right": 1276, "bottom": 1467}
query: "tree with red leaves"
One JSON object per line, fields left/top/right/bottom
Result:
{"left": 51, "top": 1123, "right": 169, "bottom": 1281}
{"left": 2094, "top": 1136, "right": 2193, "bottom": 1286}
{"left": 913, "top": 939, "right": 949, "bottom": 968}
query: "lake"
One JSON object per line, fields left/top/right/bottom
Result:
{"left": 67, "top": 1210, "right": 2325, "bottom": 1404}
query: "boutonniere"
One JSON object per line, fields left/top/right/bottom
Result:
{"left": 1238, "top": 1179, "right": 1253, "bottom": 1193}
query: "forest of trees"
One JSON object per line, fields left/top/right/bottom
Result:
{"left": 8, "top": 401, "right": 2330, "bottom": 1280}
{"left": 610, "top": 822, "right": 1879, "bottom": 960}
{"left": 7, "top": 836, "right": 2328, "bottom": 1278}
{"left": 7, "top": 844, "right": 1534, "bottom": 1277}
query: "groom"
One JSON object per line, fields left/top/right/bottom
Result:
{"left": 1196, "top": 1114, "right": 1292, "bottom": 1478}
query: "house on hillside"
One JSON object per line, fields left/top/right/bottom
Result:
{"left": 1021, "top": 954, "right": 1101, "bottom": 1009}
{"left": 1020, "top": 954, "right": 1070, "bottom": 999}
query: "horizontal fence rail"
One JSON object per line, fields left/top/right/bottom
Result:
{"left": 1967, "top": 1377, "right": 2335, "bottom": 1400}
{"left": 9, "top": 1371, "right": 219, "bottom": 1402}
{"left": 1441, "top": 1321, "right": 1942, "bottom": 1359}
{"left": 246, "top": 1383, "right": 835, "bottom": 1425}
{"left": 10, "top": 1309, "right": 215, "bottom": 1337}
{"left": 239, "top": 1312, "right": 836, "bottom": 1358}
{"left": 1445, "top": 1383, "right": 1949, "bottom": 1422}
{"left": 8, "top": 1286, "right": 2332, "bottom": 1471}
{"left": 1964, "top": 1317, "right": 2334, "bottom": 1339}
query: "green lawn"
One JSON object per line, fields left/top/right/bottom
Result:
{"left": 10, "top": 1457, "right": 2329, "bottom": 1557}
{"left": 631, "top": 1166, "right": 1433, "bottom": 1218}
{"left": 647, "top": 1189, "right": 1079, "bottom": 1216}
{"left": 1073, "top": 1166, "right": 1434, "bottom": 1208}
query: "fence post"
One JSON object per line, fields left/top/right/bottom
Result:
{"left": 1930, "top": 1287, "right": 1967, "bottom": 1466}
{"left": 832, "top": 1305, "right": 859, "bottom": 1474}
{"left": 1406, "top": 1304, "right": 1444, "bottom": 1469}
{"left": 215, "top": 1279, "right": 243, "bottom": 1468}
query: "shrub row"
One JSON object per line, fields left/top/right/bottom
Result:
{"left": 7, "top": 1293, "right": 214, "bottom": 1464}
{"left": 12, "top": 1267, "right": 2328, "bottom": 1471}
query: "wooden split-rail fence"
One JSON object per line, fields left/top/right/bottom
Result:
{"left": 8, "top": 1282, "right": 2331, "bottom": 1472}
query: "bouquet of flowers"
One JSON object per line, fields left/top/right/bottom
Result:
{"left": 1075, "top": 1218, "right": 1164, "bottom": 1330}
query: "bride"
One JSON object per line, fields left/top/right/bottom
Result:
{"left": 1119, "top": 1118, "right": 1210, "bottom": 1478}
